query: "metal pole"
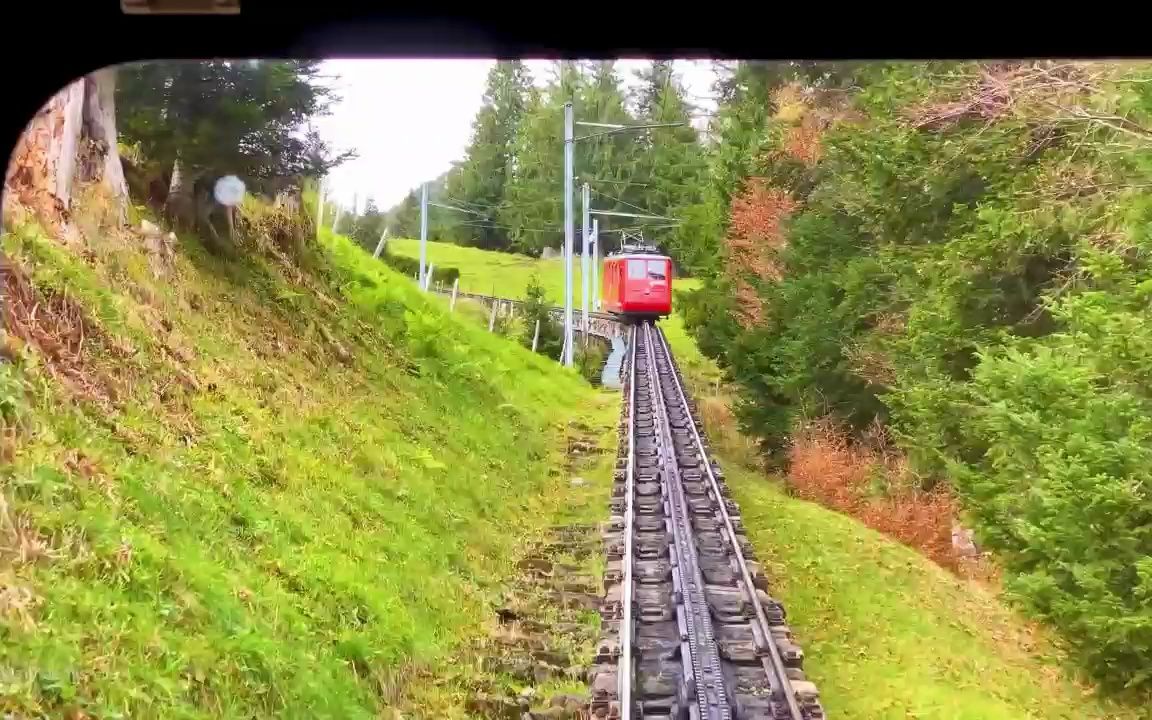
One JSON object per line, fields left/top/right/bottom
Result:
{"left": 532, "top": 318, "right": 541, "bottom": 352}
{"left": 425, "top": 263, "right": 435, "bottom": 290}
{"left": 563, "top": 102, "right": 575, "bottom": 367}
{"left": 581, "top": 182, "right": 590, "bottom": 344}
{"left": 592, "top": 219, "right": 601, "bottom": 311}
{"left": 419, "top": 182, "right": 429, "bottom": 291}
{"left": 450, "top": 278, "right": 459, "bottom": 312}
{"left": 373, "top": 228, "right": 388, "bottom": 259}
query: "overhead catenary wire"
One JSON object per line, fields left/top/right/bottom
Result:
{"left": 589, "top": 186, "right": 667, "bottom": 219}
{"left": 452, "top": 220, "right": 563, "bottom": 235}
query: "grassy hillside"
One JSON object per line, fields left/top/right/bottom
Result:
{"left": 728, "top": 472, "right": 1143, "bottom": 720}
{"left": 405, "top": 239, "right": 1148, "bottom": 720}
{"left": 0, "top": 205, "right": 613, "bottom": 718}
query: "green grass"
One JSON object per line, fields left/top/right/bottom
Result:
{"left": 408, "top": 238, "right": 1151, "bottom": 720}
{"left": 0, "top": 212, "right": 612, "bottom": 718}
{"left": 729, "top": 473, "right": 1145, "bottom": 720}
{"left": 400, "top": 417, "right": 618, "bottom": 718}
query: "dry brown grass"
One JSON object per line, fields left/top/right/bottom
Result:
{"left": 0, "top": 572, "right": 42, "bottom": 632}
{"left": 696, "top": 392, "right": 761, "bottom": 471}
{"left": 904, "top": 61, "right": 1152, "bottom": 148}
{"left": 1, "top": 254, "right": 125, "bottom": 410}
{"left": 787, "top": 418, "right": 961, "bottom": 570}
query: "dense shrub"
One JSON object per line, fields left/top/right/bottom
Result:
{"left": 680, "top": 60, "right": 1152, "bottom": 691}
{"left": 377, "top": 250, "right": 461, "bottom": 286}
{"left": 519, "top": 274, "right": 563, "bottom": 359}
{"left": 956, "top": 253, "right": 1152, "bottom": 689}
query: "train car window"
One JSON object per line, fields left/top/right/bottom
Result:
{"left": 646, "top": 260, "right": 667, "bottom": 280}
{"left": 628, "top": 259, "right": 647, "bottom": 280}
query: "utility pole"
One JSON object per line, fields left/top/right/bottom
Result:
{"left": 373, "top": 228, "right": 388, "bottom": 259}
{"left": 581, "top": 182, "right": 591, "bottom": 344}
{"left": 592, "top": 219, "right": 601, "bottom": 311}
{"left": 562, "top": 102, "right": 575, "bottom": 367}
{"left": 419, "top": 182, "right": 429, "bottom": 291}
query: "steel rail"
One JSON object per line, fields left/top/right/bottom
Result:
{"left": 642, "top": 322, "right": 731, "bottom": 719}
{"left": 652, "top": 326, "right": 807, "bottom": 720}
{"left": 619, "top": 325, "right": 638, "bottom": 719}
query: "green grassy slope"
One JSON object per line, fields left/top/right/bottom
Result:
{"left": 404, "top": 239, "right": 1148, "bottom": 720}
{"left": 0, "top": 213, "right": 613, "bottom": 718}
{"left": 729, "top": 475, "right": 1143, "bottom": 720}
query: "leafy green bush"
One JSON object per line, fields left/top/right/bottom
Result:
{"left": 377, "top": 249, "right": 460, "bottom": 286}
{"left": 519, "top": 274, "right": 563, "bottom": 359}
{"left": 954, "top": 244, "right": 1152, "bottom": 689}
{"left": 679, "top": 60, "right": 1152, "bottom": 691}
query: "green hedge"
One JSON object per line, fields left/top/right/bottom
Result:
{"left": 379, "top": 249, "right": 460, "bottom": 286}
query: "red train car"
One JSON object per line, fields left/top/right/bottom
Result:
{"left": 601, "top": 248, "right": 673, "bottom": 321}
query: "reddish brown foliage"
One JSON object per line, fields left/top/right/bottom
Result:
{"left": 723, "top": 179, "right": 798, "bottom": 329}
{"left": 782, "top": 114, "right": 824, "bottom": 167}
{"left": 1, "top": 255, "right": 124, "bottom": 408}
{"left": 731, "top": 278, "right": 766, "bottom": 331}
{"left": 728, "top": 178, "right": 797, "bottom": 263}
{"left": 905, "top": 61, "right": 1110, "bottom": 133}
{"left": 787, "top": 419, "right": 960, "bottom": 571}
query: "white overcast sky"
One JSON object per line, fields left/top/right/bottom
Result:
{"left": 313, "top": 59, "right": 718, "bottom": 212}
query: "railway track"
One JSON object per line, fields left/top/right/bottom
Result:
{"left": 590, "top": 323, "right": 825, "bottom": 720}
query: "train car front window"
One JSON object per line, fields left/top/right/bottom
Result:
{"left": 647, "top": 260, "right": 667, "bottom": 280}
{"left": 628, "top": 259, "right": 647, "bottom": 279}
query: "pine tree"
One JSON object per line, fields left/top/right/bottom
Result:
{"left": 117, "top": 60, "right": 355, "bottom": 229}
{"left": 352, "top": 197, "right": 386, "bottom": 250}
{"left": 669, "top": 61, "right": 812, "bottom": 278}
{"left": 521, "top": 274, "right": 563, "bottom": 358}
{"left": 574, "top": 62, "right": 644, "bottom": 251}
{"left": 499, "top": 63, "right": 585, "bottom": 255}
{"left": 442, "top": 61, "right": 533, "bottom": 251}
{"left": 387, "top": 190, "right": 421, "bottom": 238}
{"left": 630, "top": 62, "right": 706, "bottom": 262}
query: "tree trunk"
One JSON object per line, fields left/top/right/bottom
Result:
{"left": 3, "top": 70, "right": 127, "bottom": 235}
{"left": 165, "top": 158, "right": 197, "bottom": 230}
{"left": 79, "top": 68, "right": 129, "bottom": 210}
{"left": 3, "top": 78, "right": 84, "bottom": 231}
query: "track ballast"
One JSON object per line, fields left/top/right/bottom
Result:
{"left": 590, "top": 322, "right": 825, "bottom": 720}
